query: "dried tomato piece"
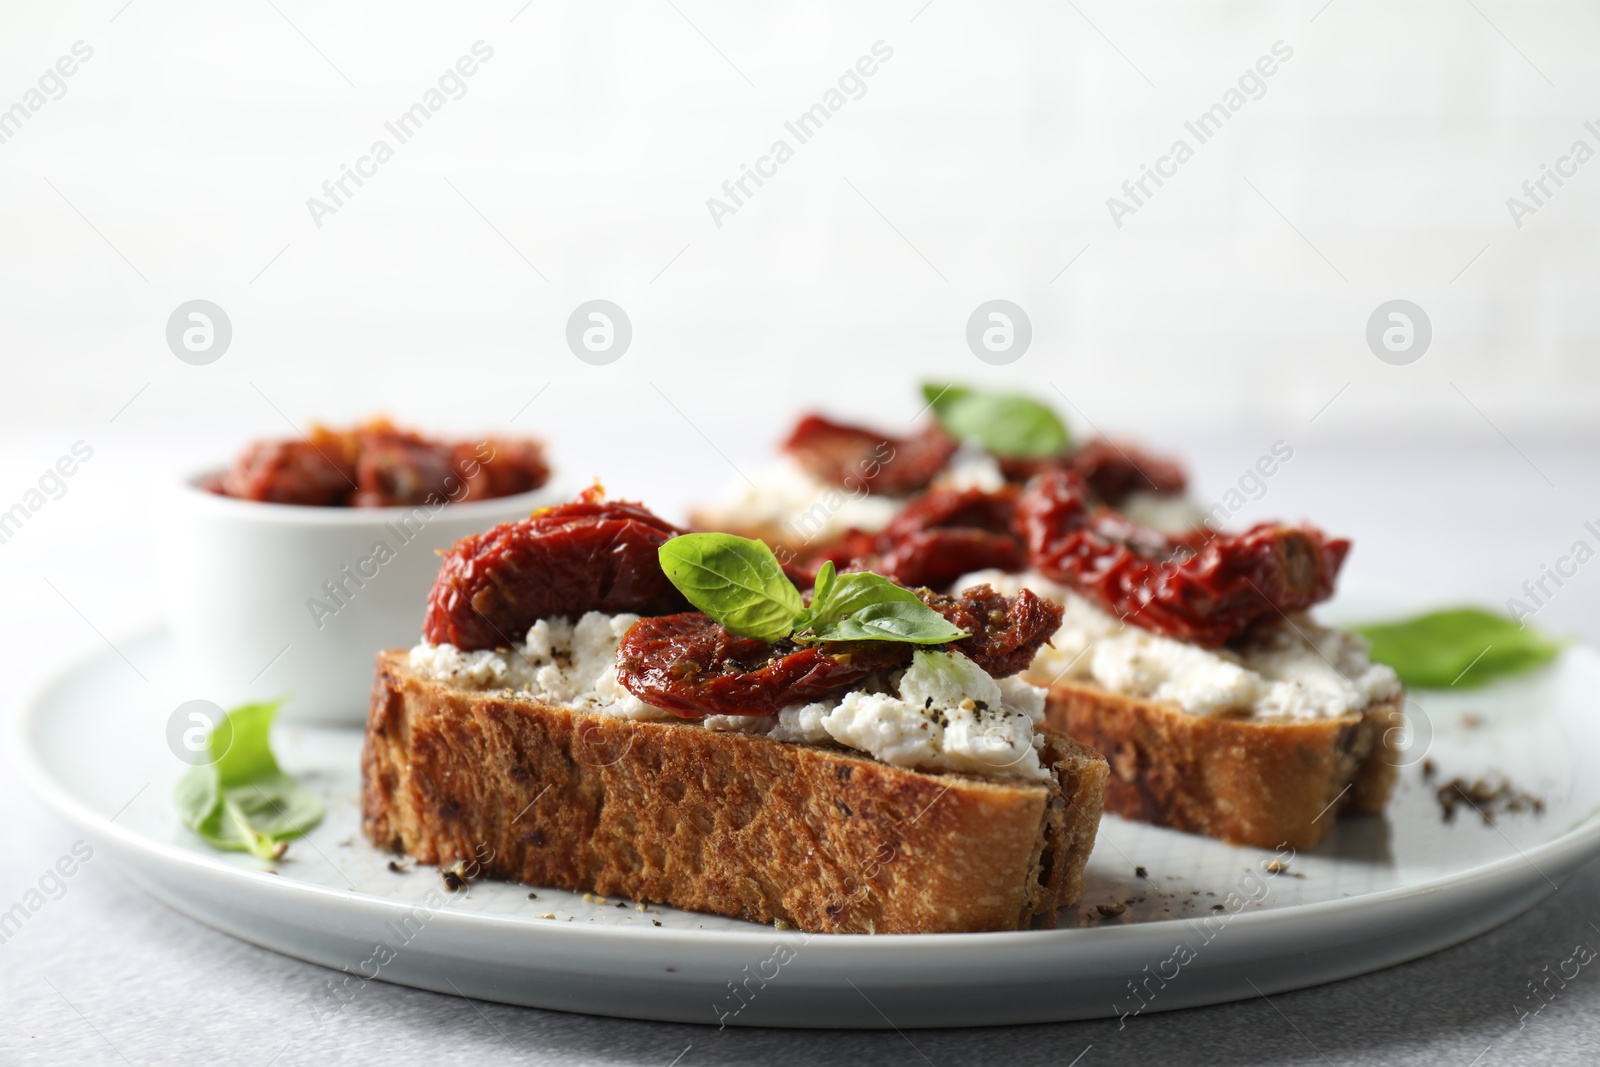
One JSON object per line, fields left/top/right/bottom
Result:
{"left": 616, "top": 613, "right": 909, "bottom": 717}
{"left": 1017, "top": 470, "right": 1348, "bottom": 648}
{"left": 998, "top": 438, "right": 1187, "bottom": 504}
{"left": 876, "top": 529, "right": 1026, "bottom": 590}
{"left": 422, "top": 488, "right": 689, "bottom": 650}
{"left": 454, "top": 439, "right": 551, "bottom": 503}
{"left": 615, "top": 585, "right": 1061, "bottom": 717}
{"left": 881, "top": 483, "right": 1018, "bottom": 537}
{"left": 213, "top": 435, "right": 356, "bottom": 506}
{"left": 352, "top": 427, "right": 457, "bottom": 507}
{"left": 783, "top": 414, "right": 958, "bottom": 496}
{"left": 788, "top": 485, "right": 1024, "bottom": 589}
{"left": 918, "top": 584, "right": 1063, "bottom": 678}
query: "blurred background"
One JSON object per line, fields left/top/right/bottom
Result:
{"left": 1, "top": 0, "right": 1596, "bottom": 660}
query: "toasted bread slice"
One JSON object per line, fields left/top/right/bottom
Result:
{"left": 1041, "top": 680, "right": 1401, "bottom": 850}
{"left": 363, "top": 650, "right": 1108, "bottom": 934}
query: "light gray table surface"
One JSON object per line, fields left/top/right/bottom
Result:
{"left": 4, "top": 430, "right": 1597, "bottom": 1066}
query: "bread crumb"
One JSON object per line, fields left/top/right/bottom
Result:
{"left": 539, "top": 913, "right": 556, "bottom": 919}
{"left": 1096, "top": 902, "right": 1127, "bottom": 918}
{"left": 527, "top": 891, "right": 539, "bottom": 900}
{"left": 774, "top": 919, "right": 792, "bottom": 931}
{"left": 441, "top": 860, "right": 471, "bottom": 892}
{"left": 1437, "top": 776, "right": 1544, "bottom": 824}
{"left": 652, "top": 920, "right": 663, "bottom": 927}
{"left": 1262, "top": 859, "right": 1290, "bottom": 874}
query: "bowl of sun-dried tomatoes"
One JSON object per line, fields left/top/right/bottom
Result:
{"left": 156, "top": 419, "right": 562, "bottom": 725}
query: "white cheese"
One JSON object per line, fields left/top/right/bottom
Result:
{"left": 408, "top": 612, "right": 672, "bottom": 721}
{"left": 696, "top": 452, "right": 1008, "bottom": 546}
{"left": 696, "top": 460, "right": 903, "bottom": 544}
{"left": 408, "top": 614, "right": 1050, "bottom": 779}
{"left": 1119, "top": 491, "right": 1206, "bottom": 534}
{"left": 954, "top": 570, "right": 1400, "bottom": 720}
{"left": 819, "top": 650, "right": 1049, "bottom": 779}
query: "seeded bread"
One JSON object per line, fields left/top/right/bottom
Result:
{"left": 362, "top": 650, "right": 1108, "bottom": 935}
{"left": 1040, "top": 679, "right": 1401, "bottom": 850}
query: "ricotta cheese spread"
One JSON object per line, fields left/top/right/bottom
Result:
{"left": 1118, "top": 490, "right": 1206, "bottom": 534}
{"left": 409, "top": 611, "right": 1051, "bottom": 779}
{"left": 954, "top": 570, "right": 1400, "bottom": 720}
{"left": 696, "top": 452, "right": 1009, "bottom": 546}
{"left": 696, "top": 460, "right": 903, "bottom": 545}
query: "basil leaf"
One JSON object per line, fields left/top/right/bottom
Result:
{"left": 660, "top": 534, "right": 969, "bottom": 647}
{"left": 211, "top": 700, "right": 282, "bottom": 785}
{"left": 922, "top": 383, "right": 1070, "bottom": 458}
{"left": 1353, "top": 608, "right": 1565, "bottom": 689}
{"left": 809, "top": 600, "right": 970, "bottom": 644}
{"left": 175, "top": 700, "right": 325, "bottom": 861}
{"left": 806, "top": 571, "right": 924, "bottom": 630}
{"left": 807, "top": 560, "right": 837, "bottom": 624}
{"left": 795, "top": 559, "right": 837, "bottom": 632}
{"left": 659, "top": 533, "right": 805, "bottom": 643}
{"left": 800, "top": 570, "right": 970, "bottom": 645}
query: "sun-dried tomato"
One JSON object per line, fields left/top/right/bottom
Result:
{"left": 998, "top": 438, "right": 1187, "bottom": 504}
{"left": 1016, "top": 470, "right": 1348, "bottom": 648}
{"left": 917, "top": 584, "right": 1063, "bottom": 679}
{"left": 209, "top": 419, "right": 550, "bottom": 508}
{"left": 452, "top": 439, "right": 551, "bottom": 503}
{"left": 615, "top": 584, "right": 1062, "bottom": 717}
{"left": 787, "top": 485, "right": 1025, "bottom": 589}
{"left": 211, "top": 434, "right": 356, "bottom": 506}
{"left": 615, "top": 614, "right": 910, "bottom": 717}
{"left": 783, "top": 414, "right": 957, "bottom": 497}
{"left": 422, "top": 488, "right": 689, "bottom": 650}
{"left": 352, "top": 428, "right": 458, "bottom": 507}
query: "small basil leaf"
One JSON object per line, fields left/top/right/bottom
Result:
{"left": 922, "top": 383, "right": 1070, "bottom": 458}
{"left": 211, "top": 700, "right": 282, "bottom": 785}
{"left": 230, "top": 773, "right": 326, "bottom": 837}
{"left": 659, "top": 533, "right": 805, "bottom": 643}
{"left": 811, "top": 600, "right": 970, "bottom": 644}
{"left": 175, "top": 700, "right": 325, "bottom": 861}
{"left": 805, "top": 571, "right": 927, "bottom": 631}
{"left": 174, "top": 764, "right": 220, "bottom": 833}
{"left": 1353, "top": 607, "right": 1565, "bottom": 689}
{"left": 808, "top": 560, "right": 838, "bottom": 619}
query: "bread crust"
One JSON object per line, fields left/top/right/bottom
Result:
{"left": 1041, "top": 679, "right": 1400, "bottom": 850}
{"left": 363, "top": 651, "right": 1107, "bottom": 934}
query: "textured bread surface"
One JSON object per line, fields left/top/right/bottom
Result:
{"left": 363, "top": 650, "right": 1107, "bottom": 934}
{"left": 1042, "top": 680, "right": 1400, "bottom": 850}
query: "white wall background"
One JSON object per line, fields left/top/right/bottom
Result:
{"left": 2, "top": 0, "right": 1598, "bottom": 442}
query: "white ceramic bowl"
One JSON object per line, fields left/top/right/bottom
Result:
{"left": 153, "top": 472, "right": 565, "bottom": 725}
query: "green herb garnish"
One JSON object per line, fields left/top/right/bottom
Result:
{"left": 1353, "top": 608, "right": 1565, "bottom": 689}
{"left": 658, "top": 534, "right": 968, "bottom": 645}
{"left": 921, "top": 383, "right": 1071, "bottom": 458}
{"left": 174, "top": 700, "right": 325, "bottom": 861}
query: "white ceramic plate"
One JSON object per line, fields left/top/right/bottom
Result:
{"left": 16, "top": 616, "right": 1600, "bottom": 1029}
